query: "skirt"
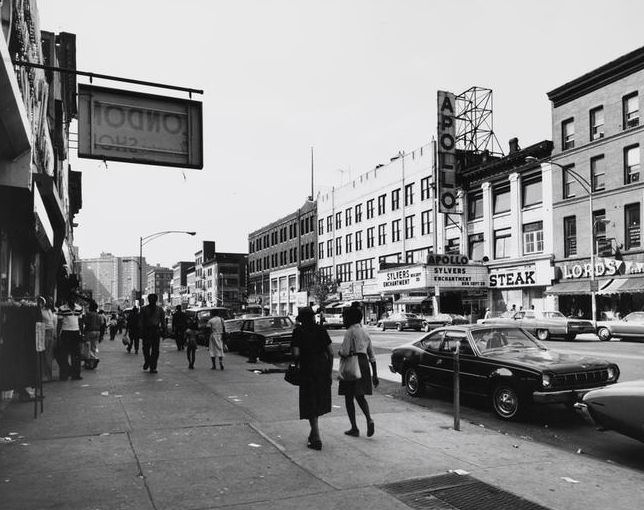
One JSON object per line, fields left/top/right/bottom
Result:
{"left": 338, "top": 353, "right": 372, "bottom": 396}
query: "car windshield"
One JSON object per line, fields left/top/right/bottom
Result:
{"left": 542, "top": 311, "right": 565, "bottom": 319}
{"left": 254, "top": 317, "right": 293, "bottom": 331}
{"left": 471, "top": 327, "right": 547, "bottom": 355}
{"left": 625, "top": 312, "right": 644, "bottom": 322}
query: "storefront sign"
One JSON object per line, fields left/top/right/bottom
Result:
{"left": 437, "top": 90, "right": 458, "bottom": 213}
{"left": 427, "top": 253, "right": 469, "bottom": 265}
{"left": 377, "top": 265, "right": 427, "bottom": 291}
{"left": 427, "top": 264, "right": 488, "bottom": 288}
{"left": 562, "top": 257, "right": 621, "bottom": 279}
{"left": 78, "top": 84, "right": 203, "bottom": 169}
{"left": 340, "top": 281, "right": 364, "bottom": 300}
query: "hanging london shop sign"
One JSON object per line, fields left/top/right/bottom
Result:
{"left": 437, "top": 90, "right": 458, "bottom": 213}
{"left": 77, "top": 85, "right": 203, "bottom": 169}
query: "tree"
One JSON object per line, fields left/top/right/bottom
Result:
{"left": 310, "top": 270, "right": 339, "bottom": 306}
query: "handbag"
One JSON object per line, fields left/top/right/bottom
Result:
{"left": 284, "top": 362, "right": 300, "bottom": 386}
{"left": 122, "top": 332, "right": 129, "bottom": 346}
{"left": 338, "top": 333, "right": 361, "bottom": 381}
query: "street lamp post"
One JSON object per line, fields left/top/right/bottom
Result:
{"left": 218, "top": 272, "right": 223, "bottom": 307}
{"left": 139, "top": 231, "right": 196, "bottom": 306}
{"left": 526, "top": 157, "right": 599, "bottom": 327}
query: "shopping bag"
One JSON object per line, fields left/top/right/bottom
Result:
{"left": 122, "top": 333, "right": 129, "bottom": 346}
{"left": 338, "top": 355, "right": 360, "bottom": 381}
{"left": 284, "top": 362, "right": 300, "bottom": 386}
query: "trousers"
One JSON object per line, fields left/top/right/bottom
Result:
{"left": 56, "top": 330, "right": 81, "bottom": 379}
{"left": 142, "top": 333, "right": 160, "bottom": 370}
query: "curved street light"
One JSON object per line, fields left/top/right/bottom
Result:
{"left": 139, "top": 231, "right": 196, "bottom": 304}
{"left": 526, "top": 156, "right": 602, "bottom": 327}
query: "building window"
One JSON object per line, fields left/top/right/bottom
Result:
{"left": 355, "top": 230, "right": 363, "bottom": 251}
{"left": 523, "top": 221, "right": 544, "bottom": 254}
{"left": 346, "top": 233, "right": 353, "bottom": 253}
{"left": 494, "top": 228, "right": 511, "bottom": 259}
{"left": 366, "top": 227, "right": 375, "bottom": 248}
{"left": 404, "top": 183, "right": 414, "bottom": 206}
{"left": 376, "top": 194, "right": 385, "bottom": 216}
{"left": 336, "top": 263, "right": 352, "bottom": 283}
{"left": 391, "top": 188, "right": 400, "bottom": 210}
{"left": 468, "top": 233, "right": 484, "bottom": 261}
{"left": 305, "top": 243, "right": 310, "bottom": 259}
{"left": 379, "top": 253, "right": 402, "bottom": 265}
{"left": 625, "top": 145, "right": 640, "bottom": 184}
{"left": 420, "top": 176, "right": 431, "bottom": 201}
{"left": 522, "top": 174, "right": 542, "bottom": 207}
{"left": 378, "top": 223, "right": 386, "bottom": 245}
{"left": 345, "top": 207, "right": 352, "bottom": 227}
{"left": 625, "top": 203, "right": 641, "bottom": 250}
{"left": 404, "top": 215, "right": 415, "bottom": 239}
{"left": 318, "top": 242, "right": 324, "bottom": 259}
{"left": 562, "top": 118, "right": 575, "bottom": 150}
{"left": 468, "top": 191, "right": 483, "bottom": 220}
{"left": 587, "top": 155, "right": 606, "bottom": 192}
{"left": 326, "top": 239, "right": 333, "bottom": 258}
{"left": 406, "top": 247, "right": 430, "bottom": 264}
{"left": 493, "top": 184, "right": 511, "bottom": 214}
{"left": 356, "top": 258, "right": 374, "bottom": 280}
{"left": 326, "top": 215, "right": 333, "bottom": 232}
{"left": 593, "top": 209, "right": 607, "bottom": 255}
{"left": 318, "top": 266, "right": 333, "bottom": 283}
{"left": 391, "top": 219, "right": 401, "bottom": 242}
{"left": 421, "top": 210, "right": 432, "bottom": 236}
{"left": 355, "top": 203, "right": 363, "bottom": 223}
{"left": 445, "top": 238, "right": 460, "bottom": 255}
{"left": 293, "top": 248, "right": 298, "bottom": 262}
{"left": 335, "top": 212, "right": 342, "bottom": 230}
{"left": 335, "top": 237, "right": 342, "bottom": 256}
{"left": 318, "top": 218, "right": 324, "bottom": 236}
{"left": 590, "top": 106, "right": 604, "bottom": 141}
{"left": 366, "top": 199, "right": 374, "bottom": 219}
{"left": 623, "top": 92, "right": 639, "bottom": 129}
{"left": 563, "top": 165, "right": 577, "bottom": 198}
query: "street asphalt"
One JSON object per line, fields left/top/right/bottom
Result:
{"left": 1, "top": 333, "right": 643, "bottom": 510}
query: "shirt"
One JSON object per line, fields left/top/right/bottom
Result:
{"left": 207, "top": 316, "right": 225, "bottom": 334}
{"left": 339, "top": 323, "right": 375, "bottom": 362}
{"left": 57, "top": 303, "right": 83, "bottom": 331}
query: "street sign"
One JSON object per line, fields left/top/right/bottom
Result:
{"left": 590, "top": 280, "right": 599, "bottom": 292}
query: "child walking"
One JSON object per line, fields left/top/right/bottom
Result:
{"left": 185, "top": 320, "right": 199, "bottom": 369}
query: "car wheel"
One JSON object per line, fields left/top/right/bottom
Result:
{"left": 491, "top": 383, "right": 522, "bottom": 420}
{"left": 597, "top": 327, "right": 612, "bottom": 341}
{"left": 404, "top": 367, "right": 423, "bottom": 397}
{"left": 536, "top": 329, "right": 550, "bottom": 341}
{"left": 396, "top": 323, "right": 403, "bottom": 332}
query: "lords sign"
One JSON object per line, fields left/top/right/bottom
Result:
{"left": 437, "top": 90, "right": 457, "bottom": 213}
{"left": 78, "top": 85, "right": 203, "bottom": 169}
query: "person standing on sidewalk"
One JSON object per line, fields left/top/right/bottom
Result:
{"left": 207, "top": 313, "right": 226, "bottom": 370}
{"left": 108, "top": 314, "right": 118, "bottom": 341}
{"left": 55, "top": 294, "right": 84, "bottom": 381}
{"left": 140, "top": 294, "right": 166, "bottom": 374}
{"left": 338, "top": 305, "right": 378, "bottom": 438}
{"left": 126, "top": 306, "right": 141, "bottom": 354}
{"left": 292, "top": 307, "right": 333, "bottom": 451}
{"left": 184, "top": 318, "right": 199, "bottom": 369}
{"left": 82, "top": 301, "right": 102, "bottom": 369}
{"left": 38, "top": 296, "right": 57, "bottom": 382}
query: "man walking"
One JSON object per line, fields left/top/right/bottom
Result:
{"left": 172, "top": 305, "right": 188, "bottom": 351}
{"left": 56, "top": 294, "right": 84, "bottom": 380}
{"left": 140, "top": 294, "right": 166, "bottom": 374}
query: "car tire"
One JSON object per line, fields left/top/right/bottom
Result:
{"left": 396, "top": 323, "right": 403, "bottom": 332}
{"left": 597, "top": 327, "right": 612, "bottom": 342}
{"left": 404, "top": 367, "right": 423, "bottom": 397}
{"left": 491, "top": 382, "right": 522, "bottom": 420}
{"left": 536, "top": 329, "right": 550, "bottom": 341}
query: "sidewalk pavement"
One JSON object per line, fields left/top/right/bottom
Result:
{"left": 1, "top": 335, "right": 643, "bottom": 510}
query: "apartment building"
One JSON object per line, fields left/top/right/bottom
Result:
{"left": 202, "top": 252, "right": 247, "bottom": 313}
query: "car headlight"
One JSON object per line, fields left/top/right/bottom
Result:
{"left": 607, "top": 367, "right": 616, "bottom": 381}
{"left": 542, "top": 374, "right": 551, "bottom": 388}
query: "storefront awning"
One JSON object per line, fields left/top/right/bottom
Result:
{"left": 544, "top": 281, "right": 590, "bottom": 295}
{"left": 612, "top": 277, "right": 644, "bottom": 293}
{"left": 395, "top": 296, "right": 430, "bottom": 305}
{"left": 597, "top": 279, "right": 627, "bottom": 295}
{"left": 361, "top": 295, "right": 387, "bottom": 303}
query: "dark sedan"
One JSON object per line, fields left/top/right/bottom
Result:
{"left": 379, "top": 312, "right": 424, "bottom": 331}
{"left": 389, "top": 325, "right": 620, "bottom": 420}
{"left": 226, "top": 316, "right": 295, "bottom": 358}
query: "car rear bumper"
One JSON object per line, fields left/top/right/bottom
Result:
{"left": 533, "top": 387, "right": 602, "bottom": 404}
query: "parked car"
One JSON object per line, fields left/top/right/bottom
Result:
{"left": 223, "top": 318, "right": 244, "bottom": 349}
{"left": 225, "top": 316, "right": 295, "bottom": 358}
{"left": 421, "top": 313, "right": 469, "bottom": 332}
{"left": 595, "top": 311, "right": 644, "bottom": 341}
{"left": 575, "top": 380, "right": 644, "bottom": 443}
{"left": 480, "top": 309, "right": 594, "bottom": 341}
{"left": 185, "top": 306, "right": 234, "bottom": 345}
{"left": 389, "top": 324, "right": 620, "bottom": 420}
{"left": 379, "top": 312, "right": 424, "bottom": 331}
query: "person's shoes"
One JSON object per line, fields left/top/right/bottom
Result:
{"left": 188, "top": 364, "right": 194, "bottom": 369}
{"left": 344, "top": 428, "right": 360, "bottom": 437}
{"left": 143, "top": 362, "right": 149, "bottom": 370}
{"left": 94, "top": 360, "right": 100, "bottom": 368}
{"left": 211, "top": 365, "right": 217, "bottom": 370}
{"left": 307, "top": 438, "right": 322, "bottom": 450}
{"left": 127, "top": 348, "right": 131, "bottom": 353}
{"left": 150, "top": 369, "right": 158, "bottom": 374}
{"left": 219, "top": 363, "right": 224, "bottom": 370}
{"left": 367, "top": 420, "right": 375, "bottom": 437}
{"left": 71, "top": 376, "right": 83, "bottom": 380}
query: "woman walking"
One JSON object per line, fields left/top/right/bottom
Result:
{"left": 338, "top": 306, "right": 378, "bottom": 438}
{"left": 82, "top": 301, "right": 103, "bottom": 369}
{"left": 292, "top": 307, "right": 334, "bottom": 450}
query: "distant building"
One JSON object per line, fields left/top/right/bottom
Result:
{"left": 193, "top": 240, "right": 215, "bottom": 305}
{"left": 186, "top": 266, "right": 196, "bottom": 306}
{"left": 171, "top": 261, "right": 193, "bottom": 306}
{"left": 203, "top": 252, "right": 247, "bottom": 312}
{"left": 146, "top": 265, "right": 173, "bottom": 305}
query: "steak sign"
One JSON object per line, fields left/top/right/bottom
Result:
{"left": 78, "top": 85, "right": 203, "bottom": 169}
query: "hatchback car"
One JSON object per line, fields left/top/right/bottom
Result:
{"left": 389, "top": 324, "right": 619, "bottom": 420}
{"left": 379, "top": 312, "right": 424, "bottom": 331}
{"left": 226, "top": 316, "right": 295, "bottom": 358}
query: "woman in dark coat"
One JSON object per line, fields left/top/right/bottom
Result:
{"left": 292, "top": 307, "right": 334, "bottom": 450}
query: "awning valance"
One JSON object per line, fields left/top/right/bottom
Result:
{"left": 613, "top": 277, "right": 644, "bottom": 293}
{"left": 544, "top": 281, "right": 591, "bottom": 295}
{"left": 395, "top": 296, "right": 430, "bottom": 305}
{"left": 597, "top": 279, "right": 626, "bottom": 295}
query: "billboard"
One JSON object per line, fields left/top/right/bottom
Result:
{"left": 437, "top": 90, "right": 457, "bottom": 213}
{"left": 78, "top": 84, "right": 203, "bottom": 169}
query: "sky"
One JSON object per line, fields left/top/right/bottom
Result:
{"left": 37, "top": 0, "right": 644, "bottom": 268}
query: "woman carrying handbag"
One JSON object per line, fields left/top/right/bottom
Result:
{"left": 338, "top": 305, "right": 378, "bottom": 438}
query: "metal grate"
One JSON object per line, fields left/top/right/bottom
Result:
{"left": 380, "top": 473, "right": 551, "bottom": 510}
{"left": 552, "top": 369, "right": 608, "bottom": 388}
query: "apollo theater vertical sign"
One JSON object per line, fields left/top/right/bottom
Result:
{"left": 437, "top": 91, "right": 457, "bottom": 213}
